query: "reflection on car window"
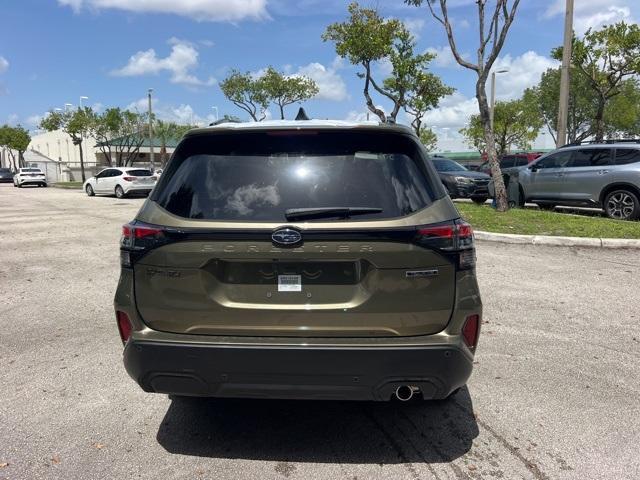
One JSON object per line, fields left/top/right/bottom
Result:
{"left": 536, "top": 151, "right": 572, "bottom": 168}
{"left": 615, "top": 148, "right": 640, "bottom": 165}
{"left": 570, "top": 149, "right": 612, "bottom": 167}
{"left": 160, "top": 153, "right": 432, "bottom": 221}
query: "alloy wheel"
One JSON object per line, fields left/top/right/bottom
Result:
{"left": 606, "top": 192, "right": 635, "bottom": 220}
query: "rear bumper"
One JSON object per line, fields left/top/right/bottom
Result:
{"left": 123, "top": 338, "right": 473, "bottom": 401}
{"left": 123, "top": 184, "right": 154, "bottom": 194}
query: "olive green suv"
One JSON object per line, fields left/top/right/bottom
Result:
{"left": 114, "top": 120, "right": 482, "bottom": 402}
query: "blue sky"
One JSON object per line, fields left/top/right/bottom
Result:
{"left": 0, "top": 0, "right": 638, "bottom": 148}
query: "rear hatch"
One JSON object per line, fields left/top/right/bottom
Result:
{"left": 128, "top": 127, "right": 462, "bottom": 338}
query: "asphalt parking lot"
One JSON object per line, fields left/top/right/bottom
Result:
{"left": 1, "top": 184, "right": 639, "bottom": 480}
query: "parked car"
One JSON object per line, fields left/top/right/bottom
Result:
{"left": 478, "top": 152, "right": 542, "bottom": 176}
{"left": 13, "top": 167, "right": 47, "bottom": 187}
{"left": 115, "top": 119, "right": 483, "bottom": 402}
{"left": 517, "top": 142, "right": 640, "bottom": 220}
{"left": 83, "top": 167, "right": 157, "bottom": 198}
{"left": 432, "top": 156, "right": 491, "bottom": 204}
{"left": 0, "top": 168, "right": 14, "bottom": 183}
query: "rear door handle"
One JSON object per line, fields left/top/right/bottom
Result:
{"left": 598, "top": 170, "right": 609, "bottom": 175}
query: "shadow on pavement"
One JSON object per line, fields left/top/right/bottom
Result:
{"left": 156, "top": 388, "right": 478, "bottom": 464}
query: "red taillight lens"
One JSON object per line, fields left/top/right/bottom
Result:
{"left": 415, "top": 220, "right": 476, "bottom": 269}
{"left": 122, "top": 176, "right": 136, "bottom": 181}
{"left": 116, "top": 311, "right": 132, "bottom": 344}
{"left": 120, "top": 223, "right": 166, "bottom": 266}
{"left": 462, "top": 314, "right": 480, "bottom": 348}
{"left": 134, "top": 226, "right": 163, "bottom": 239}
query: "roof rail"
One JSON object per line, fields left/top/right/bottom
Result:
{"left": 559, "top": 139, "right": 640, "bottom": 148}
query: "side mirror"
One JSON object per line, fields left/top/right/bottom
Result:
{"left": 529, "top": 164, "right": 539, "bottom": 173}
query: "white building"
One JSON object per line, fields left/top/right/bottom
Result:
{"left": 29, "top": 129, "right": 100, "bottom": 168}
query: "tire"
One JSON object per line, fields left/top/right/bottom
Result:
{"left": 604, "top": 189, "right": 640, "bottom": 221}
{"left": 471, "top": 196, "right": 488, "bottom": 205}
{"left": 86, "top": 184, "right": 95, "bottom": 197}
{"left": 536, "top": 203, "right": 556, "bottom": 211}
{"left": 42, "top": 183, "right": 47, "bottom": 188}
{"left": 115, "top": 185, "right": 125, "bottom": 199}
{"left": 17, "top": 183, "right": 22, "bottom": 188}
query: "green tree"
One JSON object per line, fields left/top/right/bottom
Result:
{"left": 92, "top": 108, "right": 149, "bottom": 167}
{"left": 41, "top": 108, "right": 96, "bottom": 181}
{"left": 460, "top": 97, "right": 543, "bottom": 156}
{"left": 0, "top": 124, "right": 31, "bottom": 171}
{"left": 322, "top": 3, "right": 403, "bottom": 122}
{"left": 605, "top": 79, "right": 640, "bottom": 138}
{"left": 406, "top": 0, "right": 522, "bottom": 212}
{"left": 261, "top": 67, "right": 319, "bottom": 119}
{"left": 418, "top": 127, "right": 438, "bottom": 152}
{"left": 154, "top": 120, "right": 194, "bottom": 167}
{"left": 555, "top": 21, "right": 640, "bottom": 141}
{"left": 404, "top": 71, "right": 454, "bottom": 135}
{"left": 526, "top": 66, "right": 596, "bottom": 144}
{"left": 220, "top": 70, "right": 269, "bottom": 121}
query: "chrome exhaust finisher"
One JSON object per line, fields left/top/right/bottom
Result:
{"left": 395, "top": 385, "right": 419, "bottom": 401}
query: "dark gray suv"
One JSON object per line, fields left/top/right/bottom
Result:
{"left": 517, "top": 143, "right": 640, "bottom": 220}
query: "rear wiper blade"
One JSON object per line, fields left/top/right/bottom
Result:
{"left": 284, "top": 207, "right": 383, "bottom": 221}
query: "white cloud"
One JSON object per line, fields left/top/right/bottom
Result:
{"left": 126, "top": 97, "right": 215, "bottom": 126}
{"left": 58, "top": 0, "right": 269, "bottom": 22}
{"left": 0, "top": 56, "right": 8, "bottom": 74}
{"left": 544, "top": 0, "right": 636, "bottom": 33}
{"left": 418, "top": 51, "right": 557, "bottom": 135}
{"left": 490, "top": 51, "right": 558, "bottom": 100}
{"left": 112, "top": 38, "right": 215, "bottom": 87}
{"left": 421, "top": 92, "right": 478, "bottom": 129}
{"left": 25, "top": 114, "right": 43, "bottom": 128}
{"left": 294, "top": 62, "right": 348, "bottom": 102}
{"left": 404, "top": 18, "right": 425, "bottom": 39}
{"left": 426, "top": 46, "right": 465, "bottom": 69}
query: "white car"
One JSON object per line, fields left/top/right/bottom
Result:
{"left": 13, "top": 167, "right": 47, "bottom": 187}
{"left": 83, "top": 167, "right": 158, "bottom": 198}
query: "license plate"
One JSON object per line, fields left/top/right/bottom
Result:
{"left": 278, "top": 274, "right": 301, "bottom": 292}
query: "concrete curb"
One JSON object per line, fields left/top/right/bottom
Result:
{"left": 475, "top": 230, "right": 640, "bottom": 249}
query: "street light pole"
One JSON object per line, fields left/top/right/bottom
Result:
{"left": 556, "top": 0, "right": 574, "bottom": 148}
{"left": 64, "top": 103, "right": 73, "bottom": 112}
{"left": 79, "top": 96, "right": 89, "bottom": 109}
{"left": 212, "top": 106, "right": 219, "bottom": 122}
{"left": 148, "top": 89, "right": 154, "bottom": 172}
{"left": 489, "top": 69, "right": 509, "bottom": 130}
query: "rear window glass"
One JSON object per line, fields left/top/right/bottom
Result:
{"left": 155, "top": 130, "right": 437, "bottom": 222}
{"left": 615, "top": 148, "right": 640, "bottom": 165}
{"left": 22, "top": 168, "right": 42, "bottom": 173}
{"left": 127, "top": 169, "right": 153, "bottom": 177}
{"left": 0, "top": 168, "right": 11, "bottom": 173}
{"left": 570, "top": 149, "right": 612, "bottom": 167}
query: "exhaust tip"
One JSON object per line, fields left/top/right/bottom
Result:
{"left": 395, "top": 385, "right": 418, "bottom": 402}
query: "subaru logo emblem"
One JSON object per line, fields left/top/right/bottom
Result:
{"left": 272, "top": 228, "right": 302, "bottom": 246}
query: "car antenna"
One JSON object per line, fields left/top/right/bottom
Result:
{"left": 295, "top": 107, "right": 310, "bottom": 121}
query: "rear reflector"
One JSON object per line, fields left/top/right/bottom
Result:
{"left": 116, "top": 311, "right": 132, "bottom": 344}
{"left": 462, "top": 314, "right": 480, "bottom": 348}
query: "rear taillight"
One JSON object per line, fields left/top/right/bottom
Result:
{"left": 122, "top": 176, "right": 136, "bottom": 181}
{"left": 415, "top": 219, "right": 476, "bottom": 269}
{"left": 120, "top": 222, "right": 168, "bottom": 266}
{"left": 462, "top": 314, "right": 480, "bottom": 349}
{"left": 116, "top": 311, "right": 132, "bottom": 344}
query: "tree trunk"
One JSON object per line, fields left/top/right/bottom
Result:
{"left": 477, "top": 82, "right": 508, "bottom": 212}
{"left": 160, "top": 145, "right": 167, "bottom": 167}
{"left": 279, "top": 104, "right": 285, "bottom": 120}
{"left": 78, "top": 141, "right": 86, "bottom": 182}
{"left": 593, "top": 94, "right": 606, "bottom": 142}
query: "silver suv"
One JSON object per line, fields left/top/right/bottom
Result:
{"left": 517, "top": 143, "right": 640, "bottom": 220}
